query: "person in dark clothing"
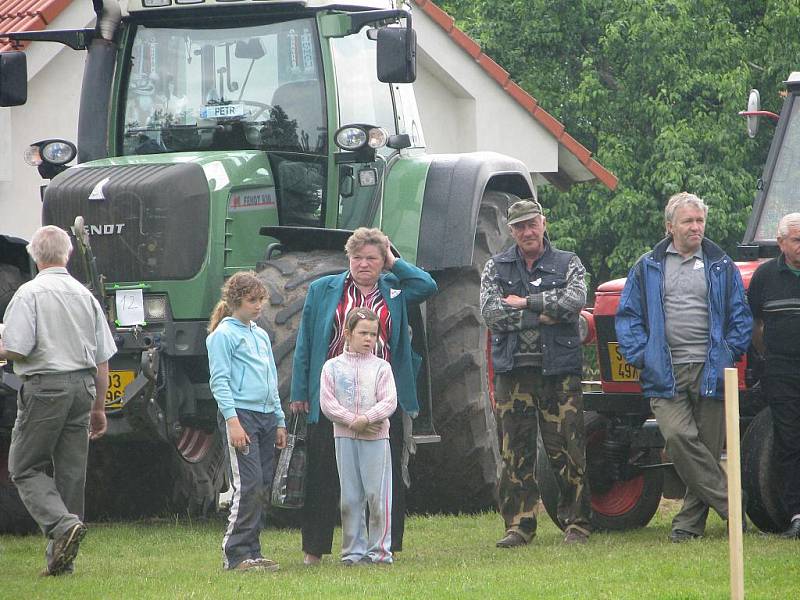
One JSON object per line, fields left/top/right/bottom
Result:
{"left": 480, "top": 199, "right": 591, "bottom": 546}
{"left": 748, "top": 212, "right": 800, "bottom": 539}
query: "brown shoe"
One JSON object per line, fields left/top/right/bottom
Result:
{"left": 563, "top": 529, "right": 589, "bottom": 545}
{"left": 47, "top": 523, "right": 87, "bottom": 576}
{"left": 303, "top": 553, "right": 321, "bottom": 566}
{"left": 496, "top": 531, "right": 528, "bottom": 548}
{"left": 232, "top": 558, "right": 280, "bottom": 572}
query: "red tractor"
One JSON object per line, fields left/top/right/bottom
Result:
{"left": 540, "top": 74, "right": 800, "bottom": 533}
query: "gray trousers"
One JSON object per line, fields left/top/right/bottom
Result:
{"left": 335, "top": 437, "right": 393, "bottom": 564}
{"left": 9, "top": 371, "right": 95, "bottom": 546}
{"left": 651, "top": 362, "right": 728, "bottom": 535}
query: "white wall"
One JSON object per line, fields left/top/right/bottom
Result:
{"left": 412, "top": 10, "right": 558, "bottom": 174}
{"left": 0, "top": 0, "right": 93, "bottom": 239}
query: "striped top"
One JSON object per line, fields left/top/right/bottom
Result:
{"left": 327, "top": 275, "right": 392, "bottom": 361}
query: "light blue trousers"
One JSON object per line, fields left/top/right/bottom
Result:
{"left": 334, "top": 437, "right": 393, "bottom": 563}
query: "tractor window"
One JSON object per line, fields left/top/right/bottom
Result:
{"left": 755, "top": 96, "right": 800, "bottom": 241}
{"left": 120, "top": 20, "right": 326, "bottom": 155}
{"left": 330, "top": 29, "right": 396, "bottom": 147}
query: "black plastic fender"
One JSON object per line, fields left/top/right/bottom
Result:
{"left": 415, "top": 152, "right": 534, "bottom": 271}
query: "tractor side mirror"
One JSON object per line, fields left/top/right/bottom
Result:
{"left": 0, "top": 51, "right": 27, "bottom": 107}
{"left": 376, "top": 26, "right": 416, "bottom": 83}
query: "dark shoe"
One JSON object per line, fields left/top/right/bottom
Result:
{"left": 669, "top": 529, "right": 701, "bottom": 543}
{"left": 495, "top": 531, "right": 528, "bottom": 548}
{"left": 47, "top": 523, "right": 87, "bottom": 576}
{"left": 358, "top": 556, "right": 373, "bottom": 566}
{"left": 563, "top": 529, "right": 589, "bottom": 545}
{"left": 779, "top": 519, "right": 800, "bottom": 539}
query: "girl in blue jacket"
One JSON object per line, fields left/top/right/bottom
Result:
{"left": 206, "top": 271, "right": 287, "bottom": 572}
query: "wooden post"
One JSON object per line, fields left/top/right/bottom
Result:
{"left": 725, "top": 367, "right": 745, "bottom": 600}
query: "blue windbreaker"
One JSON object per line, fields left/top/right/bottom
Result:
{"left": 206, "top": 316, "right": 285, "bottom": 425}
{"left": 615, "top": 237, "right": 752, "bottom": 399}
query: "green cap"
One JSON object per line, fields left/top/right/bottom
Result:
{"left": 507, "top": 199, "right": 543, "bottom": 226}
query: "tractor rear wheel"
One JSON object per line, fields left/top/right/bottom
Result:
{"left": 741, "top": 407, "right": 787, "bottom": 533}
{"left": 409, "top": 190, "right": 516, "bottom": 513}
{"left": 0, "top": 263, "right": 26, "bottom": 318}
{"left": 0, "top": 440, "right": 37, "bottom": 535}
{"left": 537, "top": 412, "right": 663, "bottom": 530}
{"left": 255, "top": 249, "right": 348, "bottom": 525}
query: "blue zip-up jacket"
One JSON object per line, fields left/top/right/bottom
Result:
{"left": 615, "top": 237, "right": 752, "bottom": 400}
{"left": 291, "top": 258, "right": 437, "bottom": 423}
{"left": 206, "top": 316, "right": 286, "bottom": 425}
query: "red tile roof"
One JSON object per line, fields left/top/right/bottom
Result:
{"left": 0, "top": 0, "right": 71, "bottom": 51}
{"left": 413, "top": 0, "right": 618, "bottom": 190}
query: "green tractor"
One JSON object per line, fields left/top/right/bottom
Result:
{"left": 0, "top": 0, "right": 536, "bottom": 528}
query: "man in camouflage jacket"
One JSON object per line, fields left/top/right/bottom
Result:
{"left": 480, "top": 199, "right": 591, "bottom": 546}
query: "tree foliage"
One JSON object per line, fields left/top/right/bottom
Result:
{"left": 438, "top": 0, "right": 800, "bottom": 289}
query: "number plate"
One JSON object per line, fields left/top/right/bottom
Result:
{"left": 607, "top": 342, "right": 640, "bottom": 382}
{"left": 106, "top": 370, "right": 135, "bottom": 409}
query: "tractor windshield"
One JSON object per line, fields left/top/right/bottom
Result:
{"left": 120, "top": 20, "right": 326, "bottom": 156}
{"left": 753, "top": 93, "right": 800, "bottom": 241}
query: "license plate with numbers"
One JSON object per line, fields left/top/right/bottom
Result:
{"left": 106, "top": 370, "right": 135, "bottom": 409}
{"left": 607, "top": 342, "right": 640, "bottom": 382}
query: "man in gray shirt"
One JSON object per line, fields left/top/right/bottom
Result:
{"left": 0, "top": 225, "right": 116, "bottom": 575}
{"left": 616, "top": 192, "right": 752, "bottom": 542}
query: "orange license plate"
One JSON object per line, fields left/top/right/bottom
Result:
{"left": 607, "top": 342, "right": 640, "bottom": 382}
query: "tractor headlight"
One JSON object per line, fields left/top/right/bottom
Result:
{"left": 334, "top": 125, "right": 389, "bottom": 151}
{"left": 335, "top": 126, "right": 368, "bottom": 150}
{"left": 41, "top": 141, "right": 77, "bottom": 165}
{"left": 144, "top": 294, "right": 169, "bottom": 321}
{"left": 24, "top": 139, "right": 76, "bottom": 167}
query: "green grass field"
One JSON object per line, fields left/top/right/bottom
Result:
{"left": 0, "top": 501, "right": 795, "bottom": 599}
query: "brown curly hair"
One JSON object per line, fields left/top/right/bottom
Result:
{"left": 207, "top": 271, "right": 267, "bottom": 332}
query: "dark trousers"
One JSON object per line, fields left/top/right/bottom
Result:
{"left": 301, "top": 410, "right": 405, "bottom": 556}
{"left": 494, "top": 368, "right": 591, "bottom": 539}
{"left": 218, "top": 409, "right": 278, "bottom": 569}
{"left": 764, "top": 374, "right": 800, "bottom": 517}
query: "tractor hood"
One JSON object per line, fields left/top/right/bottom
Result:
{"left": 42, "top": 150, "right": 277, "bottom": 286}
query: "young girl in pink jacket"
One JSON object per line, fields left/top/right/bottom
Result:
{"left": 319, "top": 308, "right": 397, "bottom": 565}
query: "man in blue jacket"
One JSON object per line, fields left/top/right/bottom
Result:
{"left": 616, "top": 192, "right": 752, "bottom": 542}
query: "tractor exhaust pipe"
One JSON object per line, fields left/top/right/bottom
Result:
{"left": 77, "top": 0, "right": 121, "bottom": 163}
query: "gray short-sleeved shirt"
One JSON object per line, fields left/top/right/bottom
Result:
{"left": 2, "top": 267, "right": 116, "bottom": 376}
{"left": 663, "top": 243, "right": 709, "bottom": 364}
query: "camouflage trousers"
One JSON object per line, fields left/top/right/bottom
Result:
{"left": 494, "top": 367, "right": 591, "bottom": 540}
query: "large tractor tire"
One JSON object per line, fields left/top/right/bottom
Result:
{"left": 537, "top": 412, "right": 663, "bottom": 530}
{"left": 409, "top": 190, "right": 515, "bottom": 513}
{"left": 742, "top": 407, "right": 787, "bottom": 533}
{"left": 255, "top": 250, "right": 349, "bottom": 402}
{"left": 0, "top": 263, "right": 26, "bottom": 318}
{"left": 0, "top": 441, "right": 37, "bottom": 535}
{"left": 255, "top": 249, "right": 348, "bottom": 525}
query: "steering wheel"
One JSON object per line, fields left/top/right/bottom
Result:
{"left": 241, "top": 101, "right": 273, "bottom": 120}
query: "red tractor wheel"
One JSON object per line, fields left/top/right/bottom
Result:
{"left": 537, "top": 412, "right": 663, "bottom": 531}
